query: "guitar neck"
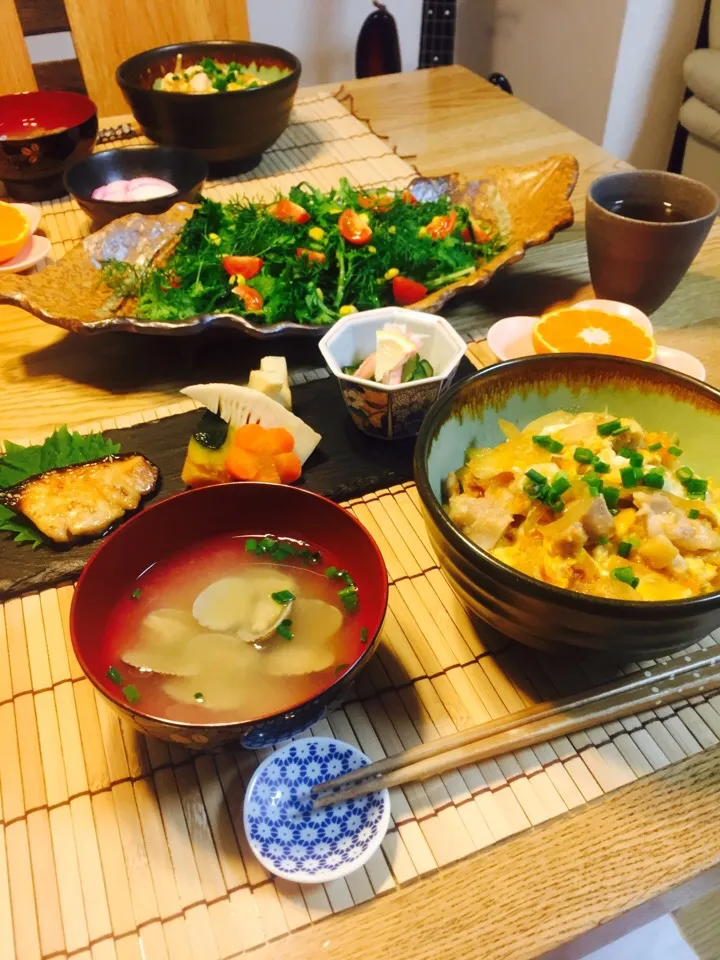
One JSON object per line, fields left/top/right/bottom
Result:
{"left": 418, "top": 0, "right": 457, "bottom": 69}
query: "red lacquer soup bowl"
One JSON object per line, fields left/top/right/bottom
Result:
{"left": 0, "top": 91, "right": 98, "bottom": 201}
{"left": 71, "top": 483, "right": 388, "bottom": 749}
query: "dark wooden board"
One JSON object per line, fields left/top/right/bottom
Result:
{"left": 16, "top": 0, "right": 70, "bottom": 35}
{"left": 0, "top": 358, "right": 474, "bottom": 601}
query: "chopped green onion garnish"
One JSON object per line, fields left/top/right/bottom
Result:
{"left": 594, "top": 460, "right": 611, "bottom": 475}
{"left": 602, "top": 486, "right": 621, "bottom": 511}
{"left": 258, "top": 536, "right": 277, "bottom": 553}
{"left": 194, "top": 692, "right": 204, "bottom": 702}
{"left": 574, "top": 447, "right": 594, "bottom": 464}
{"left": 668, "top": 445, "right": 683, "bottom": 457}
{"left": 617, "top": 541, "right": 632, "bottom": 558}
{"left": 551, "top": 472, "right": 571, "bottom": 495}
{"left": 123, "top": 684, "right": 140, "bottom": 704}
{"left": 686, "top": 477, "right": 708, "bottom": 499}
{"left": 523, "top": 481, "right": 541, "bottom": 497}
{"left": 548, "top": 499, "right": 564, "bottom": 513}
{"left": 688, "top": 508, "right": 700, "bottom": 519}
{"left": 598, "top": 419, "right": 622, "bottom": 436}
{"left": 245, "top": 538, "right": 258, "bottom": 553}
{"left": 613, "top": 566, "right": 639, "bottom": 588}
{"left": 277, "top": 619, "right": 294, "bottom": 641}
{"left": 620, "top": 466, "right": 638, "bottom": 488}
{"left": 618, "top": 446, "right": 635, "bottom": 459}
{"left": 310, "top": 551, "right": 322, "bottom": 564}
{"left": 647, "top": 442, "right": 663, "bottom": 451}
{"left": 676, "top": 466, "right": 693, "bottom": 482}
{"left": 338, "top": 586, "right": 359, "bottom": 613}
{"left": 533, "top": 434, "right": 564, "bottom": 454}
{"left": 325, "top": 566, "right": 339, "bottom": 579}
{"left": 526, "top": 468, "right": 546, "bottom": 485}
{"left": 338, "top": 569, "right": 355, "bottom": 587}
{"left": 360, "top": 627, "right": 369, "bottom": 644}
{"left": 642, "top": 472, "right": 664, "bottom": 489}
{"left": 106, "top": 666, "right": 123, "bottom": 686}
{"left": 281, "top": 542, "right": 299, "bottom": 555}
{"left": 582, "top": 471, "right": 603, "bottom": 495}
{"left": 629, "top": 452, "right": 644, "bottom": 468}
{"left": 131, "top": 588, "right": 141, "bottom": 600}
{"left": 596, "top": 536, "right": 609, "bottom": 545}
{"left": 271, "top": 589, "right": 295, "bottom": 605}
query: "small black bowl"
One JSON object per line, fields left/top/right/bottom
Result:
{"left": 63, "top": 145, "right": 207, "bottom": 227}
{"left": 0, "top": 91, "right": 98, "bottom": 202}
{"left": 116, "top": 40, "right": 301, "bottom": 173}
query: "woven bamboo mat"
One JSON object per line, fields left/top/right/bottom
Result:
{"left": 3, "top": 89, "right": 720, "bottom": 959}
{"left": 2, "top": 399, "right": 720, "bottom": 960}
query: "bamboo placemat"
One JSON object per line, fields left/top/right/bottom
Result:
{"left": 3, "top": 87, "right": 720, "bottom": 959}
{"left": 2, "top": 401, "right": 720, "bottom": 960}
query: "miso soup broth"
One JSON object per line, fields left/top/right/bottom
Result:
{"left": 101, "top": 533, "right": 366, "bottom": 724}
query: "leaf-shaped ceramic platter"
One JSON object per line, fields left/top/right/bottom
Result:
{"left": 0, "top": 154, "right": 579, "bottom": 338}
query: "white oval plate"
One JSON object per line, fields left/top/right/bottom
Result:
{"left": 9, "top": 202, "right": 42, "bottom": 236}
{"left": 0, "top": 235, "right": 52, "bottom": 274}
{"left": 486, "top": 315, "right": 706, "bottom": 382}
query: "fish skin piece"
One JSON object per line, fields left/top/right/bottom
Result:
{"left": 0, "top": 454, "right": 159, "bottom": 544}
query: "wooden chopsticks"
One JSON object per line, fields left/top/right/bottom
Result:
{"left": 311, "top": 648, "right": 720, "bottom": 809}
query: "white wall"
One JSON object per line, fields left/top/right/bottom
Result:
{"left": 455, "top": 0, "right": 705, "bottom": 169}
{"left": 248, "top": 0, "right": 423, "bottom": 86}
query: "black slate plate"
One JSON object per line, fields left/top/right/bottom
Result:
{"left": 0, "top": 357, "right": 475, "bottom": 601}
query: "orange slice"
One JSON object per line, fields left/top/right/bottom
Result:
{"left": 0, "top": 202, "right": 30, "bottom": 263}
{"left": 532, "top": 308, "right": 656, "bottom": 361}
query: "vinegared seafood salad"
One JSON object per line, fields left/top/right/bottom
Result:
{"left": 445, "top": 411, "right": 720, "bottom": 601}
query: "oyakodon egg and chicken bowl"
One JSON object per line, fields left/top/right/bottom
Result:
{"left": 71, "top": 483, "right": 387, "bottom": 747}
{"left": 415, "top": 355, "right": 720, "bottom": 656}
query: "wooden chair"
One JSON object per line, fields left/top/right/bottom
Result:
{"left": 0, "top": 0, "right": 36, "bottom": 94}
{"left": 5, "top": 0, "right": 249, "bottom": 116}
{"left": 64, "top": 0, "right": 250, "bottom": 117}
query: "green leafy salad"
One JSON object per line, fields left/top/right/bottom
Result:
{"left": 0, "top": 427, "right": 119, "bottom": 547}
{"left": 100, "top": 178, "right": 505, "bottom": 326}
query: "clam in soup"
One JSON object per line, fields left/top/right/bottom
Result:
{"left": 101, "top": 534, "right": 366, "bottom": 723}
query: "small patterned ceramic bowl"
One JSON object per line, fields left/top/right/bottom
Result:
{"left": 319, "top": 307, "right": 467, "bottom": 439}
{"left": 243, "top": 737, "right": 390, "bottom": 883}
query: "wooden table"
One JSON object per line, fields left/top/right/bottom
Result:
{"left": 1, "top": 65, "right": 720, "bottom": 959}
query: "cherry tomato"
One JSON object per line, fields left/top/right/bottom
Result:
{"left": 426, "top": 209, "right": 457, "bottom": 241}
{"left": 462, "top": 226, "right": 472, "bottom": 243}
{"left": 402, "top": 189, "right": 417, "bottom": 205}
{"left": 470, "top": 218, "right": 494, "bottom": 243}
{"left": 392, "top": 275, "right": 428, "bottom": 306}
{"left": 358, "top": 192, "right": 394, "bottom": 212}
{"left": 338, "top": 208, "right": 373, "bottom": 245}
{"left": 221, "top": 255, "right": 263, "bottom": 279}
{"left": 232, "top": 285, "right": 264, "bottom": 311}
{"left": 268, "top": 198, "right": 310, "bottom": 224}
{"left": 296, "top": 247, "right": 326, "bottom": 264}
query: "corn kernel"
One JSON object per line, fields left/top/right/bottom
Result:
{"left": 308, "top": 226, "right": 325, "bottom": 241}
{"left": 208, "top": 232, "right": 221, "bottom": 245}
{"left": 368, "top": 245, "right": 377, "bottom": 254}
{"left": 385, "top": 267, "right": 399, "bottom": 280}
{"left": 329, "top": 206, "right": 342, "bottom": 215}
{"left": 417, "top": 226, "right": 428, "bottom": 238}
{"left": 233, "top": 274, "right": 245, "bottom": 286}
{"left": 227, "top": 82, "right": 241, "bottom": 91}
{"left": 359, "top": 212, "right": 370, "bottom": 223}
{"left": 229, "top": 274, "right": 238, "bottom": 285}
{"left": 339, "top": 304, "right": 357, "bottom": 316}
{"left": 388, "top": 225, "right": 397, "bottom": 234}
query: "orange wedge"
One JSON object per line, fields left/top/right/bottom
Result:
{"left": 532, "top": 308, "right": 656, "bottom": 361}
{"left": 0, "top": 202, "right": 30, "bottom": 263}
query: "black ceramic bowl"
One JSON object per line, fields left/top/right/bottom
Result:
{"left": 414, "top": 354, "right": 720, "bottom": 659}
{"left": 63, "top": 145, "right": 207, "bottom": 227}
{"left": 71, "top": 483, "right": 387, "bottom": 749}
{"left": 116, "top": 40, "right": 301, "bottom": 172}
{"left": 0, "top": 91, "right": 98, "bottom": 202}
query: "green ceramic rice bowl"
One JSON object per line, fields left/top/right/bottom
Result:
{"left": 414, "top": 354, "right": 720, "bottom": 657}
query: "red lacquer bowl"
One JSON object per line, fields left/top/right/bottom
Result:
{"left": 71, "top": 483, "right": 388, "bottom": 749}
{"left": 0, "top": 91, "right": 98, "bottom": 201}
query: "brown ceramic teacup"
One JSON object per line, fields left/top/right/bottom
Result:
{"left": 586, "top": 170, "right": 718, "bottom": 314}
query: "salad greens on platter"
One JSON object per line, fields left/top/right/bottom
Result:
{"left": 100, "top": 177, "right": 505, "bottom": 327}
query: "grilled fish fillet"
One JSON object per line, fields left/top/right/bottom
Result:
{"left": 0, "top": 454, "right": 159, "bottom": 543}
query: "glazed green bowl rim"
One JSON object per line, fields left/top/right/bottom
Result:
{"left": 414, "top": 353, "right": 720, "bottom": 615}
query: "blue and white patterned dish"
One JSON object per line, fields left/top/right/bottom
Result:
{"left": 243, "top": 737, "right": 390, "bottom": 883}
